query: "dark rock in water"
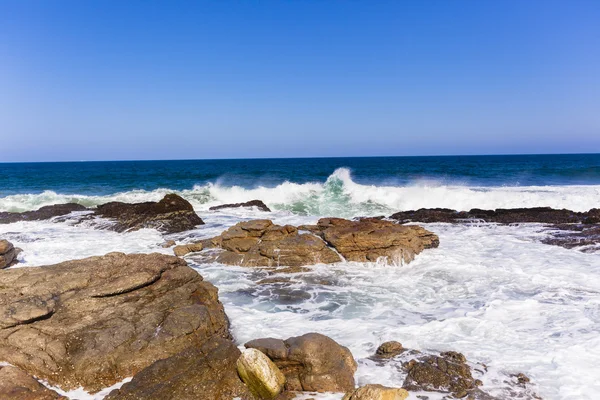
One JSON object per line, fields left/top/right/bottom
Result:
{"left": 0, "top": 252, "right": 230, "bottom": 392}
{"left": 245, "top": 332, "right": 357, "bottom": 393}
{"left": 209, "top": 199, "right": 271, "bottom": 212}
{"left": 95, "top": 193, "right": 204, "bottom": 233}
{"left": 375, "top": 341, "right": 405, "bottom": 358}
{"left": 0, "top": 365, "right": 67, "bottom": 400}
{"left": 105, "top": 337, "right": 256, "bottom": 400}
{"left": 0, "top": 203, "right": 88, "bottom": 224}
{"left": 178, "top": 218, "right": 439, "bottom": 266}
{"left": 541, "top": 224, "right": 600, "bottom": 252}
{"left": 0, "top": 239, "right": 20, "bottom": 269}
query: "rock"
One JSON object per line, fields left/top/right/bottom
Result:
{"left": 0, "top": 252, "right": 230, "bottom": 392}
{"left": 236, "top": 348, "right": 286, "bottom": 399}
{"left": 402, "top": 351, "right": 481, "bottom": 398}
{"left": 106, "top": 337, "right": 256, "bottom": 400}
{"left": 160, "top": 240, "right": 176, "bottom": 248}
{"left": 0, "top": 204, "right": 89, "bottom": 224}
{"left": 95, "top": 193, "right": 204, "bottom": 233}
{"left": 180, "top": 218, "right": 438, "bottom": 266}
{"left": 0, "top": 239, "right": 19, "bottom": 269}
{"left": 343, "top": 384, "right": 409, "bottom": 400}
{"left": 245, "top": 332, "right": 357, "bottom": 393}
{"left": 308, "top": 218, "right": 439, "bottom": 264}
{"left": 210, "top": 200, "right": 271, "bottom": 212}
{"left": 0, "top": 365, "right": 66, "bottom": 400}
{"left": 375, "top": 341, "right": 405, "bottom": 358}
{"left": 173, "top": 242, "right": 203, "bottom": 257}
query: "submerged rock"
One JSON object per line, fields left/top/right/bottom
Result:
{"left": 343, "top": 384, "right": 409, "bottom": 400}
{"left": 95, "top": 193, "right": 204, "bottom": 233}
{"left": 210, "top": 199, "right": 271, "bottom": 212}
{"left": 178, "top": 218, "right": 438, "bottom": 266}
{"left": 0, "top": 239, "right": 19, "bottom": 269}
{"left": 236, "top": 348, "right": 286, "bottom": 399}
{"left": 0, "top": 365, "right": 66, "bottom": 400}
{"left": 0, "top": 204, "right": 88, "bottom": 224}
{"left": 0, "top": 252, "right": 229, "bottom": 392}
{"left": 106, "top": 337, "right": 256, "bottom": 400}
{"left": 245, "top": 332, "right": 357, "bottom": 393}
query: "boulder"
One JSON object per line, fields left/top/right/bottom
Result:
{"left": 307, "top": 218, "right": 439, "bottom": 264}
{"left": 343, "top": 384, "right": 409, "bottom": 400}
{"left": 236, "top": 348, "right": 286, "bottom": 399}
{"left": 374, "top": 341, "right": 405, "bottom": 358}
{"left": 106, "top": 337, "right": 256, "bottom": 400}
{"left": 245, "top": 332, "right": 357, "bottom": 393}
{"left": 178, "top": 218, "right": 439, "bottom": 266}
{"left": 0, "top": 204, "right": 88, "bottom": 224}
{"left": 0, "top": 365, "right": 66, "bottom": 400}
{"left": 0, "top": 239, "right": 19, "bottom": 269}
{"left": 0, "top": 252, "right": 230, "bottom": 392}
{"left": 95, "top": 193, "right": 204, "bottom": 233}
{"left": 210, "top": 200, "right": 271, "bottom": 212}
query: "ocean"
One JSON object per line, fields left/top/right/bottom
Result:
{"left": 1, "top": 154, "right": 600, "bottom": 399}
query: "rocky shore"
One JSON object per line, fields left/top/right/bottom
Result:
{"left": 3, "top": 194, "right": 585, "bottom": 399}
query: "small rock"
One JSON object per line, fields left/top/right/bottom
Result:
{"left": 236, "top": 348, "right": 286, "bottom": 399}
{"left": 160, "top": 240, "right": 176, "bottom": 248}
{"left": 343, "top": 384, "right": 409, "bottom": 400}
{"left": 173, "top": 242, "right": 203, "bottom": 256}
{"left": 210, "top": 200, "right": 271, "bottom": 212}
{"left": 375, "top": 341, "right": 405, "bottom": 358}
{"left": 0, "top": 240, "right": 18, "bottom": 269}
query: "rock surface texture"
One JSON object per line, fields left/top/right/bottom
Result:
{"left": 95, "top": 193, "right": 204, "bottom": 233}
{"left": 236, "top": 348, "right": 286, "bottom": 399}
{"left": 0, "top": 252, "right": 230, "bottom": 392}
{"left": 0, "top": 365, "right": 66, "bottom": 400}
{"left": 209, "top": 199, "right": 272, "bottom": 212}
{"left": 0, "top": 239, "right": 19, "bottom": 269}
{"left": 343, "top": 384, "right": 409, "bottom": 400}
{"left": 245, "top": 332, "right": 357, "bottom": 393}
{"left": 106, "top": 337, "right": 257, "bottom": 400}
{"left": 179, "top": 218, "right": 438, "bottom": 266}
{"left": 0, "top": 204, "right": 88, "bottom": 224}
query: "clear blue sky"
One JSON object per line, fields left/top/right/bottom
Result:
{"left": 1, "top": 0, "right": 599, "bottom": 162}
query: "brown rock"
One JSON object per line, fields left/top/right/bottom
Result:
{"left": 0, "top": 204, "right": 89, "bottom": 225}
{"left": 245, "top": 332, "right": 357, "bottom": 393}
{"left": 0, "top": 365, "right": 66, "bottom": 400}
{"left": 106, "top": 337, "right": 256, "bottom": 400}
{"left": 173, "top": 242, "right": 203, "bottom": 256}
{"left": 375, "top": 341, "right": 405, "bottom": 358}
{"left": 343, "top": 384, "right": 409, "bottom": 400}
{"left": 210, "top": 199, "right": 271, "bottom": 212}
{"left": 0, "top": 252, "right": 230, "bottom": 392}
{"left": 0, "top": 239, "right": 18, "bottom": 269}
{"left": 94, "top": 193, "right": 204, "bottom": 233}
{"left": 310, "top": 218, "right": 439, "bottom": 264}
{"left": 160, "top": 240, "right": 176, "bottom": 248}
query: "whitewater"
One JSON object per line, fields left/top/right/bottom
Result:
{"left": 1, "top": 167, "right": 600, "bottom": 399}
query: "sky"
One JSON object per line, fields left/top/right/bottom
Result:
{"left": 1, "top": 0, "right": 599, "bottom": 162}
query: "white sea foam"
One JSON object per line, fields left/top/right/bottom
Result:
{"left": 2, "top": 168, "right": 600, "bottom": 217}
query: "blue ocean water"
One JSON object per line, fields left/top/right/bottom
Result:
{"left": 1, "top": 154, "right": 600, "bottom": 196}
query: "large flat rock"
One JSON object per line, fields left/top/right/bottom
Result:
{"left": 0, "top": 252, "right": 229, "bottom": 392}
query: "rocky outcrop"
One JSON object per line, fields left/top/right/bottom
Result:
{"left": 236, "top": 348, "right": 286, "bottom": 399}
{"left": 343, "top": 384, "right": 409, "bottom": 400}
{"left": 95, "top": 193, "right": 204, "bottom": 233}
{"left": 245, "top": 332, "right": 357, "bottom": 393}
{"left": 0, "top": 240, "right": 19, "bottom": 269}
{"left": 0, "top": 204, "right": 88, "bottom": 224}
{"left": 210, "top": 200, "right": 271, "bottom": 212}
{"left": 0, "top": 365, "right": 66, "bottom": 400}
{"left": 304, "top": 218, "right": 439, "bottom": 264}
{"left": 178, "top": 218, "right": 438, "bottom": 266}
{"left": 106, "top": 337, "right": 256, "bottom": 400}
{"left": 0, "top": 252, "right": 229, "bottom": 392}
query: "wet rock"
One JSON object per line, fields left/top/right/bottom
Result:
{"left": 236, "top": 348, "right": 286, "bottom": 399}
{"left": 181, "top": 218, "right": 438, "bottom": 266}
{"left": 375, "top": 341, "right": 405, "bottom": 358}
{"left": 0, "top": 239, "right": 20, "bottom": 269}
{"left": 210, "top": 199, "right": 271, "bottom": 212}
{"left": 0, "top": 365, "right": 66, "bottom": 400}
{"left": 308, "top": 218, "right": 439, "bottom": 264}
{"left": 173, "top": 242, "right": 203, "bottom": 256}
{"left": 95, "top": 193, "right": 204, "bottom": 233}
{"left": 245, "top": 332, "right": 357, "bottom": 393}
{"left": 106, "top": 337, "right": 256, "bottom": 400}
{"left": 160, "top": 240, "right": 176, "bottom": 248}
{"left": 343, "top": 384, "right": 409, "bottom": 400}
{"left": 0, "top": 204, "right": 89, "bottom": 224}
{"left": 0, "top": 252, "right": 230, "bottom": 392}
